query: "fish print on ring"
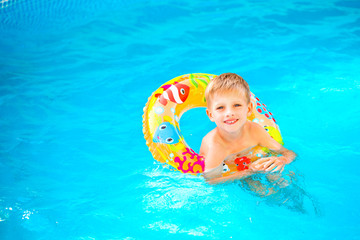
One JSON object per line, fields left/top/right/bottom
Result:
{"left": 152, "top": 121, "right": 180, "bottom": 144}
{"left": 155, "top": 82, "right": 190, "bottom": 106}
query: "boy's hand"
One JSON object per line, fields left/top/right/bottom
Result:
{"left": 250, "top": 156, "right": 287, "bottom": 173}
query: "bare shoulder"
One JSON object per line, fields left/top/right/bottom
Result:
{"left": 200, "top": 128, "right": 219, "bottom": 157}
{"left": 248, "top": 121, "right": 269, "bottom": 139}
{"left": 244, "top": 121, "right": 264, "bottom": 142}
{"left": 200, "top": 129, "right": 228, "bottom": 171}
{"left": 248, "top": 121, "right": 265, "bottom": 132}
{"left": 248, "top": 121, "right": 283, "bottom": 151}
{"left": 200, "top": 129, "right": 215, "bottom": 155}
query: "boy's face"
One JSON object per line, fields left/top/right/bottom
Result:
{"left": 206, "top": 89, "right": 252, "bottom": 134}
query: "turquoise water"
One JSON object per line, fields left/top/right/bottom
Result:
{"left": 1, "top": 0, "right": 359, "bottom": 239}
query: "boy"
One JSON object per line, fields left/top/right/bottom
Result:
{"left": 200, "top": 73, "right": 296, "bottom": 184}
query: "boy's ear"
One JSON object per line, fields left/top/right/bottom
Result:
{"left": 247, "top": 102, "right": 253, "bottom": 117}
{"left": 206, "top": 109, "right": 215, "bottom": 122}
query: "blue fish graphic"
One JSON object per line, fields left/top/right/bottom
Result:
{"left": 153, "top": 122, "right": 180, "bottom": 144}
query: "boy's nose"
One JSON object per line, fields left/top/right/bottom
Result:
{"left": 226, "top": 111, "right": 234, "bottom": 117}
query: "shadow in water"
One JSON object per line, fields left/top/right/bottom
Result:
{"left": 239, "top": 168, "right": 321, "bottom": 215}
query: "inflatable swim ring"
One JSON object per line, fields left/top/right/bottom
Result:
{"left": 142, "top": 73, "right": 283, "bottom": 175}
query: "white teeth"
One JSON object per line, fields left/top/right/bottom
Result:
{"left": 225, "top": 120, "right": 237, "bottom": 124}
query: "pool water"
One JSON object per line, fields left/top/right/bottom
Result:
{"left": 1, "top": 0, "right": 359, "bottom": 239}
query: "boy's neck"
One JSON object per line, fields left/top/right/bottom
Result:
{"left": 216, "top": 126, "right": 245, "bottom": 144}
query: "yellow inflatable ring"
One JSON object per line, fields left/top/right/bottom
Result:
{"left": 142, "top": 73, "right": 283, "bottom": 174}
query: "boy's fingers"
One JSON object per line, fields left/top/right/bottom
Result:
{"left": 253, "top": 158, "right": 270, "bottom": 164}
{"left": 263, "top": 159, "right": 276, "bottom": 169}
{"left": 268, "top": 166, "right": 279, "bottom": 172}
{"left": 272, "top": 164, "right": 285, "bottom": 173}
{"left": 258, "top": 163, "right": 271, "bottom": 171}
{"left": 254, "top": 164, "right": 266, "bottom": 170}
{"left": 271, "top": 165, "right": 282, "bottom": 172}
{"left": 265, "top": 163, "right": 277, "bottom": 171}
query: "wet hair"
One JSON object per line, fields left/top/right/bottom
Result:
{"left": 205, "top": 73, "right": 250, "bottom": 106}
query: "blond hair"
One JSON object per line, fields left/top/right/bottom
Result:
{"left": 205, "top": 73, "right": 250, "bottom": 106}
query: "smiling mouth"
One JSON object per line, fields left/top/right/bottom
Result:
{"left": 224, "top": 119, "right": 238, "bottom": 125}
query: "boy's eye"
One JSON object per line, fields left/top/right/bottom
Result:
{"left": 216, "top": 106, "right": 223, "bottom": 110}
{"left": 235, "top": 104, "right": 242, "bottom": 107}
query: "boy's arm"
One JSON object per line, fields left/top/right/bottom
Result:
{"left": 200, "top": 137, "right": 247, "bottom": 183}
{"left": 206, "top": 169, "right": 255, "bottom": 185}
{"left": 201, "top": 142, "right": 262, "bottom": 184}
{"left": 251, "top": 124, "right": 297, "bottom": 172}
{"left": 251, "top": 147, "right": 296, "bottom": 172}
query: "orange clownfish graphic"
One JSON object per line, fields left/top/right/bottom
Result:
{"left": 234, "top": 156, "right": 251, "bottom": 171}
{"left": 155, "top": 82, "right": 190, "bottom": 106}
